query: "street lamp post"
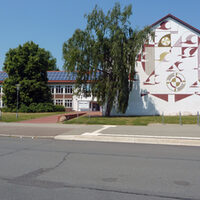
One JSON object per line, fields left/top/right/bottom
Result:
{"left": 16, "top": 84, "right": 20, "bottom": 119}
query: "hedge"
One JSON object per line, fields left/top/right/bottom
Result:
{"left": 2, "top": 103, "right": 65, "bottom": 113}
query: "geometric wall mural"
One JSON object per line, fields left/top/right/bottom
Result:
{"left": 109, "top": 14, "right": 200, "bottom": 116}
{"left": 166, "top": 72, "right": 186, "bottom": 92}
{"left": 137, "top": 14, "right": 200, "bottom": 104}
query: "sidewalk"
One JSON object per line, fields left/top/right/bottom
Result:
{"left": 1, "top": 122, "right": 200, "bottom": 146}
{"left": 55, "top": 124, "right": 200, "bottom": 147}
{"left": 19, "top": 111, "right": 102, "bottom": 124}
{"left": 19, "top": 114, "right": 61, "bottom": 123}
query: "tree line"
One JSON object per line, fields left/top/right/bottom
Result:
{"left": 2, "top": 3, "right": 152, "bottom": 116}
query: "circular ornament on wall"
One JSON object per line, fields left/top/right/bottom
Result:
{"left": 166, "top": 73, "right": 186, "bottom": 92}
{"left": 158, "top": 34, "right": 171, "bottom": 47}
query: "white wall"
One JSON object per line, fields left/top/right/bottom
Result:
{"left": 109, "top": 17, "right": 200, "bottom": 116}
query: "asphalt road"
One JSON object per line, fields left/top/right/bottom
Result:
{"left": 0, "top": 137, "right": 200, "bottom": 200}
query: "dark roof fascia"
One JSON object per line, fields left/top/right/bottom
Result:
{"left": 150, "top": 14, "right": 200, "bottom": 35}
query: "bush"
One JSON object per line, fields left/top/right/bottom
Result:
{"left": 34, "top": 103, "right": 54, "bottom": 112}
{"left": 53, "top": 105, "right": 65, "bottom": 112}
{"left": 19, "top": 104, "right": 31, "bottom": 113}
{"left": 1, "top": 107, "right": 15, "bottom": 112}
{"left": 2, "top": 103, "right": 66, "bottom": 113}
{"left": 28, "top": 103, "right": 38, "bottom": 113}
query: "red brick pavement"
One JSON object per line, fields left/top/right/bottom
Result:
{"left": 19, "top": 111, "right": 102, "bottom": 124}
{"left": 19, "top": 114, "right": 62, "bottom": 124}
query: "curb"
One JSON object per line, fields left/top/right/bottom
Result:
{"left": 54, "top": 134, "right": 200, "bottom": 147}
{"left": 0, "top": 134, "right": 54, "bottom": 139}
{"left": 1, "top": 132, "right": 200, "bottom": 147}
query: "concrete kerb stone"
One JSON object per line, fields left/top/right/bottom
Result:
{"left": 54, "top": 134, "right": 200, "bottom": 147}
{"left": 0, "top": 134, "right": 55, "bottom": 140}
{"left": 1, "top": 132, "right": 200, "bottom": 146}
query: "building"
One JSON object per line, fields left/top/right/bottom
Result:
{"left": 109, "top": 14, "right": 200, "bottom": 116}
{"left": 0, "top": 71, "right": 100, "bottom": 112}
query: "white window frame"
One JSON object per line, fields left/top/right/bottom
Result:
{"left": 65, "top": 85, "right": 73, "bottom": 94}
{"left": 65, "top": 99, "right": 72, "bottom": 108}
{"left": 56, "top": 86, "right": 63, "bottom": 94}
{"left": 50, "top": 86, "right": 54, "bottom": 94}
{"left": 55, "top": 99, "right": 63, "bottom": 106}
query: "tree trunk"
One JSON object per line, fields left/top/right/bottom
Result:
{"left": 105, "top": 103, "right": 111, "bottom": 117}
{"left": 105, "top": 97, "right": 113, "bottom": 117}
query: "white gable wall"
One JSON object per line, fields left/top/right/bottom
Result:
{"left": 109, "top": 17, "right": 200, "bottom": 116}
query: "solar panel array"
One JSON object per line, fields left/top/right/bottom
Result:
{"left": 0, "top": 71, "right": 100, "bottom": 81}
{"left": 0, "top": 72, "right": 8, "bottom": 81}
{"left": 0, "top": 71, "right": 77, "bottom": 81}
{"left": 47, "top": 71, "right": 77, "bottom": 81}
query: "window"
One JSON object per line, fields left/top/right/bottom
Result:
{"left": 56, "top": 86, "right": 63, "bottom": 94}
{"left": 55, "top": 99, "right": 63, "bottom": 105}
{"left": 65, "top": 99, "right": 72, "bottom": 108}
{"left": 50, "top": 86, "right": 54, "bottom": 94}
{"left": 0, "top": 86, "right": 2, "bottom": 94}
{"left": 65, "top": 85, "right": 73, "bottom": 94}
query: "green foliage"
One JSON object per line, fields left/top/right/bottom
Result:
{"left": 53, "top": 105, "right": 66, "bottom": 112}
{"left": 1, "top": 107, "right": 15, "bottom": 112}
{"left": 3, "top": 41, "right": 57, "bottom": 110}
{"left": 19, "top": 103, "right": 55, "bottom": 113}
{"left": 63, "top": 3, "right": 152, "bottom": 116}
{"left": 2, "top": 103, "right": 65, "bottom": 113}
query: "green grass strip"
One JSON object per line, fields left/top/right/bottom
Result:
{"left": 0, "top": 112, "right": 65, "bottom": 122}
{"left": 64, "top": 115, "right": 198, "bottom": 126}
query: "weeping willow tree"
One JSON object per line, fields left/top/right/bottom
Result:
{"left": 63, "top": 3, "right": 152, "bottom": 116}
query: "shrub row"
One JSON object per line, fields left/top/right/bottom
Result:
{"left": 1, "top": 103, "right": 65, "bottom": 113}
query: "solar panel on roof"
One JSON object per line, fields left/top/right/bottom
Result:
{"left": 0, "top": 72, "right": 8, "bottom": 81}
{"left": 0, "top": 71, "right": 82, "bottom": 81}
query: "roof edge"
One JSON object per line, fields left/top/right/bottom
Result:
{"left": 150, "top": 14, "right": 200, "bottom": 34}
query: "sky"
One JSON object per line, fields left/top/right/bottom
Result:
{"left": 0, "top": 0, "right": 200, "bottom": 71}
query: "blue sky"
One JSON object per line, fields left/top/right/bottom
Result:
{"left": 0, "top": 0, "right": 200, "bottom": 70}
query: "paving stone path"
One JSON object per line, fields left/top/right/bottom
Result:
{"left": 19, "top": 114, "right": 61, "bottom": 123}
{"left": 19, "top": 111, "right": 102, "bottom": 124}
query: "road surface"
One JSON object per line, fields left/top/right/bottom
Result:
{"left": 0, "top": 137, "right": 200, "bottom": 199}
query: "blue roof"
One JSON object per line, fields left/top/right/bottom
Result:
{"left": 0, "top": 72, "right": 8, "bottom": 81}
{"left": 0, "top": 71, "right": 77, "bottom": 82}
{"left": 0, "top": 71, "right": 100, "bottom": 82}
{"left": 47, "top": 71, "right": 77, "bottom": 81}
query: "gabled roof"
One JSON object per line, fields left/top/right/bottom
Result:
{"left": 151, "top": 14, "right": 200, "bottom": 35}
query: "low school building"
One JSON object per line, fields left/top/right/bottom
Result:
{"left": 0, "top": 71, "right": 100, "bottom": 112}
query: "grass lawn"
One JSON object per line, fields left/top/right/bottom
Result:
{"left": 0, "top": 112, "right": 65, "bottom": 122}
{"left": 64, "top": 115, "right": 199, "bottom": 126}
